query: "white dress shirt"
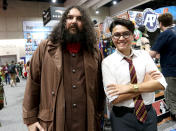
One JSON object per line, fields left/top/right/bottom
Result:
{"left": 102, "top": 49, "right": 167, "bottom": 108}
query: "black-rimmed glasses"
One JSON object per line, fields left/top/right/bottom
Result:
{"left": 112, "top": 31, "right": 132, "bottom": 39}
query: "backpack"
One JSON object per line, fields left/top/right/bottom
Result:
{"left": 9, "top": 65, "right": 16, "bottom": 74}
{"left": 16, "top": 76, "right": 20, "bottom": 83}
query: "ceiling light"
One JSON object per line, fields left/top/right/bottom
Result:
{"left": 113, "top": 1, "right": 117, "bottom": 5}
{"left": 52, "top": 0, "right": 56, "bottom": 3}
{"left": 95, "top": 10, "right": 99, "bottom": 14}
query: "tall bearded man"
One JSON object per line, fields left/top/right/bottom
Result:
{"left": 23, "top": 6, "right": 105, "bottom": 131}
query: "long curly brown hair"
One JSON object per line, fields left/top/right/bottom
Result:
{"left": 49, "top": 5, "right": 97, "bottom": 55}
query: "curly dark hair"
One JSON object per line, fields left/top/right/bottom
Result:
{"left": 110, "top": 18, "right": 135, "bottom": 34}
{"left": 49, "top": 5, "right": 97, "bottom": 55}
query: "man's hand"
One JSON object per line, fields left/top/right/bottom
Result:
{"left": 106, "top": 84, "right": 132, "bottom": 96}
{"left": 149, "top": 50, "right": 158, "bottom": 58}
{"left": 28, "top": 122, "right": 44, "bottom": 131}
{"left": 144, "top": 70, "right": 161, "bottom": 82}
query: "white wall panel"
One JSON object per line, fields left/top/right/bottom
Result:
{"left": 0, "top": 39, "right": 25, "bottom": 62}
{"left": 6, "top": 17, "right": 18, "bottom": 31}
{"left": 0, "top": 16, "right": 6, "bottom": 32}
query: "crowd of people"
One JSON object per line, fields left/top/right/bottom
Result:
{"left": 0, "top": 60, "right": 30, "bottom": 87}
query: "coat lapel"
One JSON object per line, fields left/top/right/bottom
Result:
{"left": 47, "top": 41, "right": 65, "bottom": 130}
{"left": 47, "top": 41, "right": 62, "bottom": 73}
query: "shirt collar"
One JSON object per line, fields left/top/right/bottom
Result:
{"left": 115, "top": 48, "right": 137, "bottom": 61}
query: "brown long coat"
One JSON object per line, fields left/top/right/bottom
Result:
{"left": 23, "top": 40, "right": 105, "bottom": 131}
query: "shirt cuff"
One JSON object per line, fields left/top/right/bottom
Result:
{"left": 105, "top": 90, "right": 118, "bottom": 102}
{"left": 157, "top": 77, "right": 167, "bottom": 89}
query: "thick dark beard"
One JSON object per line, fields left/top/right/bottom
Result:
{"left": 63, "top": 28, "right": 85, "bottom": 44}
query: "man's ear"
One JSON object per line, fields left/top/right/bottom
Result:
{"left": 159, "top": 22, "right": 162, "bottom": 26}
{"left": 111, "top": 36, "right": 114, "bottom": 42}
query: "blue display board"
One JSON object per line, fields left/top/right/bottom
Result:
{"left": 23, "top": 21, "right": 53, "bottom": 62}
{"left": 155, "top": 6, "right": 176, "bottom": 20}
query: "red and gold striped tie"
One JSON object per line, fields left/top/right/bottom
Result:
{"left": 124, "top": 57, "right": 147, "bottom": 123}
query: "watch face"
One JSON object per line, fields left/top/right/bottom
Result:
{"left": 133, "top": 84, "right": 139, "bottom": 92}
{"left": 134, "top": 84, "right": 138, "bottom": 88}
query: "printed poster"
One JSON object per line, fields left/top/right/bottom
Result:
{"left": 23, "top": 21, "right": 53, "bottom": 62}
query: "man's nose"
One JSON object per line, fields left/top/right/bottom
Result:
{"left": 72, "top": 17, "right": 77, "bottom": 23}
{"left": 119, "top": 35, "right": 125, "bottom": 40}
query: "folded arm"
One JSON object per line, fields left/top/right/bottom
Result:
{"left": 111, "top": 92, "right": 140, "bottom": 104}
{"left": 110, "top": 71, "right": 164, "bottom": 104}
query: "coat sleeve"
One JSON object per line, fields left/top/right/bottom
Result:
{"left": 23, "top": 40, "right": 48, "bottom": 125}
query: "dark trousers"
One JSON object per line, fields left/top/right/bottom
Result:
{"left": 5, "top": 73, "right": 10, "bottom": 84}
{"left": 164, "top": 77, "right": 176, "bottom": 115}
{"left": 110, "top": 105, "right": 157, "bottom": 131}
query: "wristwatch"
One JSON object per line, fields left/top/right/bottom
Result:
{"left": 133, "top": 84, "right": 139, "bottom": 92}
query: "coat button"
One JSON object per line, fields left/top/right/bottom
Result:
{"left": 51, "top": 91, "right": 55, "bottom": 96}
{"left": 73, "top": 104, "right": 77, "bottom": 108}
{"left": 72, "top": 69, "right": 76, "bottom": 73}
{"left": 72, "top": 85, "right": 76, "bottom": 89}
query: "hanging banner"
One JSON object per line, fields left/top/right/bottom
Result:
{"left": 143, "top": 8, "right": 158, "bottom": 32}
{"left": 102, "top": 17, "right": 113, "bottom": 38}
{"left": 23, "top": 21, "right": 53, "bottom": 62}
{"left": 43, "top": 7, "right": 66, "bottom": 26}
{"left": 116, "top": 11, "right": 129, "bottom": 20}
{"left": 128, "top": 11, "right": 143, "bottom": 27}
{"left": 23, "top": 21, "right": 52, "bottom": 32}
{"left": 128, "top": 9, "right": 160, "bottom": 32}
{"left": 155, "top": 6, "right": 176, "bottom": 20}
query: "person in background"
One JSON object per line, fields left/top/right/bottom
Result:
{"left": 20, "top": 61, "right": 24, "bottom": 77}
{"left": 3, "top": 63, "right": 10, "bottom": 85}
{"left": 9, "top": 61, "right": 17, "bottom": 87}
{"left": 26, "top": 61, "right": 30, "bottom": 78}
{"left": 102, "top": 18, "right": 167, "bottom": 131}
{"left": 137, "top": 25, "right": 150, "bottom": 52}
{"left": 22, "top": 63, "right": 27, "bottom": 79}
{"left": 0, "top": 68, "right": 2, "bottom": 84}
{"left": 23, "top": 5, "right": 105, "bottom": 131}
{"left": 16, "top": 62, "right": 23, "bottom": 77}
{"left": 150, "top": 13, "right": 176, "bottom": 121}
{"left": 0, "top": 65, "right": 5, "bottom": 82}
